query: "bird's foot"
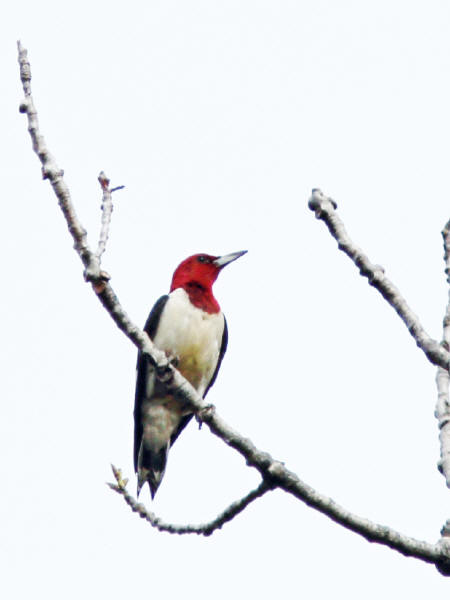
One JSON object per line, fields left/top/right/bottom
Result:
{"left": 196, "top": 403, "right": 216, "bottom": 428}
{"left": 156, "top": 354, "right": 179, "bottom": 383}
{"left": 164, "top": 352, "right": 179, "bottom": 368}
{"left": 156, "top": 363, "right": 174, "bottom": 383}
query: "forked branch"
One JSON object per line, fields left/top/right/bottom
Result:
{"left": 308, "top": 189, "right": 450, "bottom": 371}
{"left": 108, "top": 465, "right": 273, "bottom": 535}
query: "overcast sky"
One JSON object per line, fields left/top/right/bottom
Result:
{"left": 2, "top": 1, "right": 450, "bottom": 597}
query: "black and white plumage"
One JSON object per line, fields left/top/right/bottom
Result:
{"left": 133, "top": 251, "right": 245, "bottom": 498}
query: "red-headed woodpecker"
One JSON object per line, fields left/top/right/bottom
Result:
{"left": 134, "top": 250, "right": 247, "bottom": 498}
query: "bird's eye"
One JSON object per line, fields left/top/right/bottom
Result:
{"left": 197, "top": 255, "right": 208, "bottom": 263}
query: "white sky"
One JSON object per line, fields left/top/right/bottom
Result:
{"left": 2, "top": 1, "right": 450, "bottom": 597}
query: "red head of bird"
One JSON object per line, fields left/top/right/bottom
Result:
{"left": 170, "top": 250, "right": 247, "bottom": 314}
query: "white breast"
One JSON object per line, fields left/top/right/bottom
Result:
{"left": 153, "top": 288, "right": 225, "bottom": 396}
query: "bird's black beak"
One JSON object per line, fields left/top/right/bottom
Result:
{"left": 213, "top": 250, "right": 247, "bottom": 269}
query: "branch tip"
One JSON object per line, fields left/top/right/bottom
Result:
{"left": 308, "top": 188, "right": 338, "bottom": 212}
{"left": 108, "top": 468, "right": 272, "bottom": 535}
{"left": 98, "top": 171, "right": 110, "bottom": 190}
{"left": 110, "top": 464, "right": 128, "bottom": 490}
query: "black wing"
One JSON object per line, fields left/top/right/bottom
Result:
{"left": 204, "top": 315, "right": 228, "bottom": 397}
{"left": 134, "top": 304, "right": 229, "bottom": 462}
{"left": 169, "top": 315, "right": 228, "bottom": 446}
{"left": 133, "top": 295, "right": 169, "bottom": 472}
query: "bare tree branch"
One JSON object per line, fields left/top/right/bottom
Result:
{"left": 17, "top": 42, "right": 450, "bottom": 574}
{"left": 266, "top": 461, "right": 448, "bottom": 569}
{"left": 308, "top": 188, "right": 450, "bottom": 372}
{"left": 94, "top": 172, "right": 124, "bottom": 264}
{"left": 17, "top": 41, "right": 172, "bottom": 364}
{"left": 199, "top": 409, "right": 450, "bottom": 569}
{"left": 436, "top": 220, "right": 450, "bottom": 487}
{"left": 108, "top": 465, "right": 273, "bottom": 535}
{"left": 17, "top": 42, "right": 101, "bottom": 284}
{"left": 96, "top": 171, "right": 115, "bottom": 263}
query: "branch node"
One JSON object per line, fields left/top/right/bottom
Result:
{"left": 38, "top": 150, "right": 49, "bottom": 162}
{"left": 88, "top": 271, "right": 111, "bottom": 294}
{"left": 265, "top": 461, "right": 285, "bottom": 487}
{"left": 42, "top": 165, "right": 63, "bottom": 180}
{"left": 84, "top": 264, "right": 100, "bottom": 283}
{"left": 308, "top": 188, "right": 338, "bottom": 213}
{"left": 367, "top": 264, "right": 385, "bottom": 284}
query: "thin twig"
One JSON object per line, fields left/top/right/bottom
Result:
{"left": 436, "top": 220, "right": 450, "bottom": 487}
{"left": 17, "top": 42, "right": 450, "bottom": 574}
{"left": 308, "top": 188, "right": 450, "bottom": 372}
{"left": 198, "top": 410, "right": 450, "bottom": 572}
{"left": 108, "top": 465, "right": 272, "bottom": 535}
{"left": 96, "top": 171, "right": 114, "bottom": 262}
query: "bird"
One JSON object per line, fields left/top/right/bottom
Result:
{"left": 134, "top": 250, "right": 247, "bottom": 498}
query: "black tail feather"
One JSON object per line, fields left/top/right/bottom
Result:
{"left": 137, "top": 442, "right": 169, "bottom": 499}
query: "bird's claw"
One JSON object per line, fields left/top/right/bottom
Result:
{"left": 196, "top": 403, "right": 216, "bottom": 428}
{"left": 156, "top": 363, "right": 173, "bottom": 383}
{"left": 156, "top": 354, "right": 179, "bottom": 383}
{"left": 166, "top": 353, "right": 179, "bottom": 368}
